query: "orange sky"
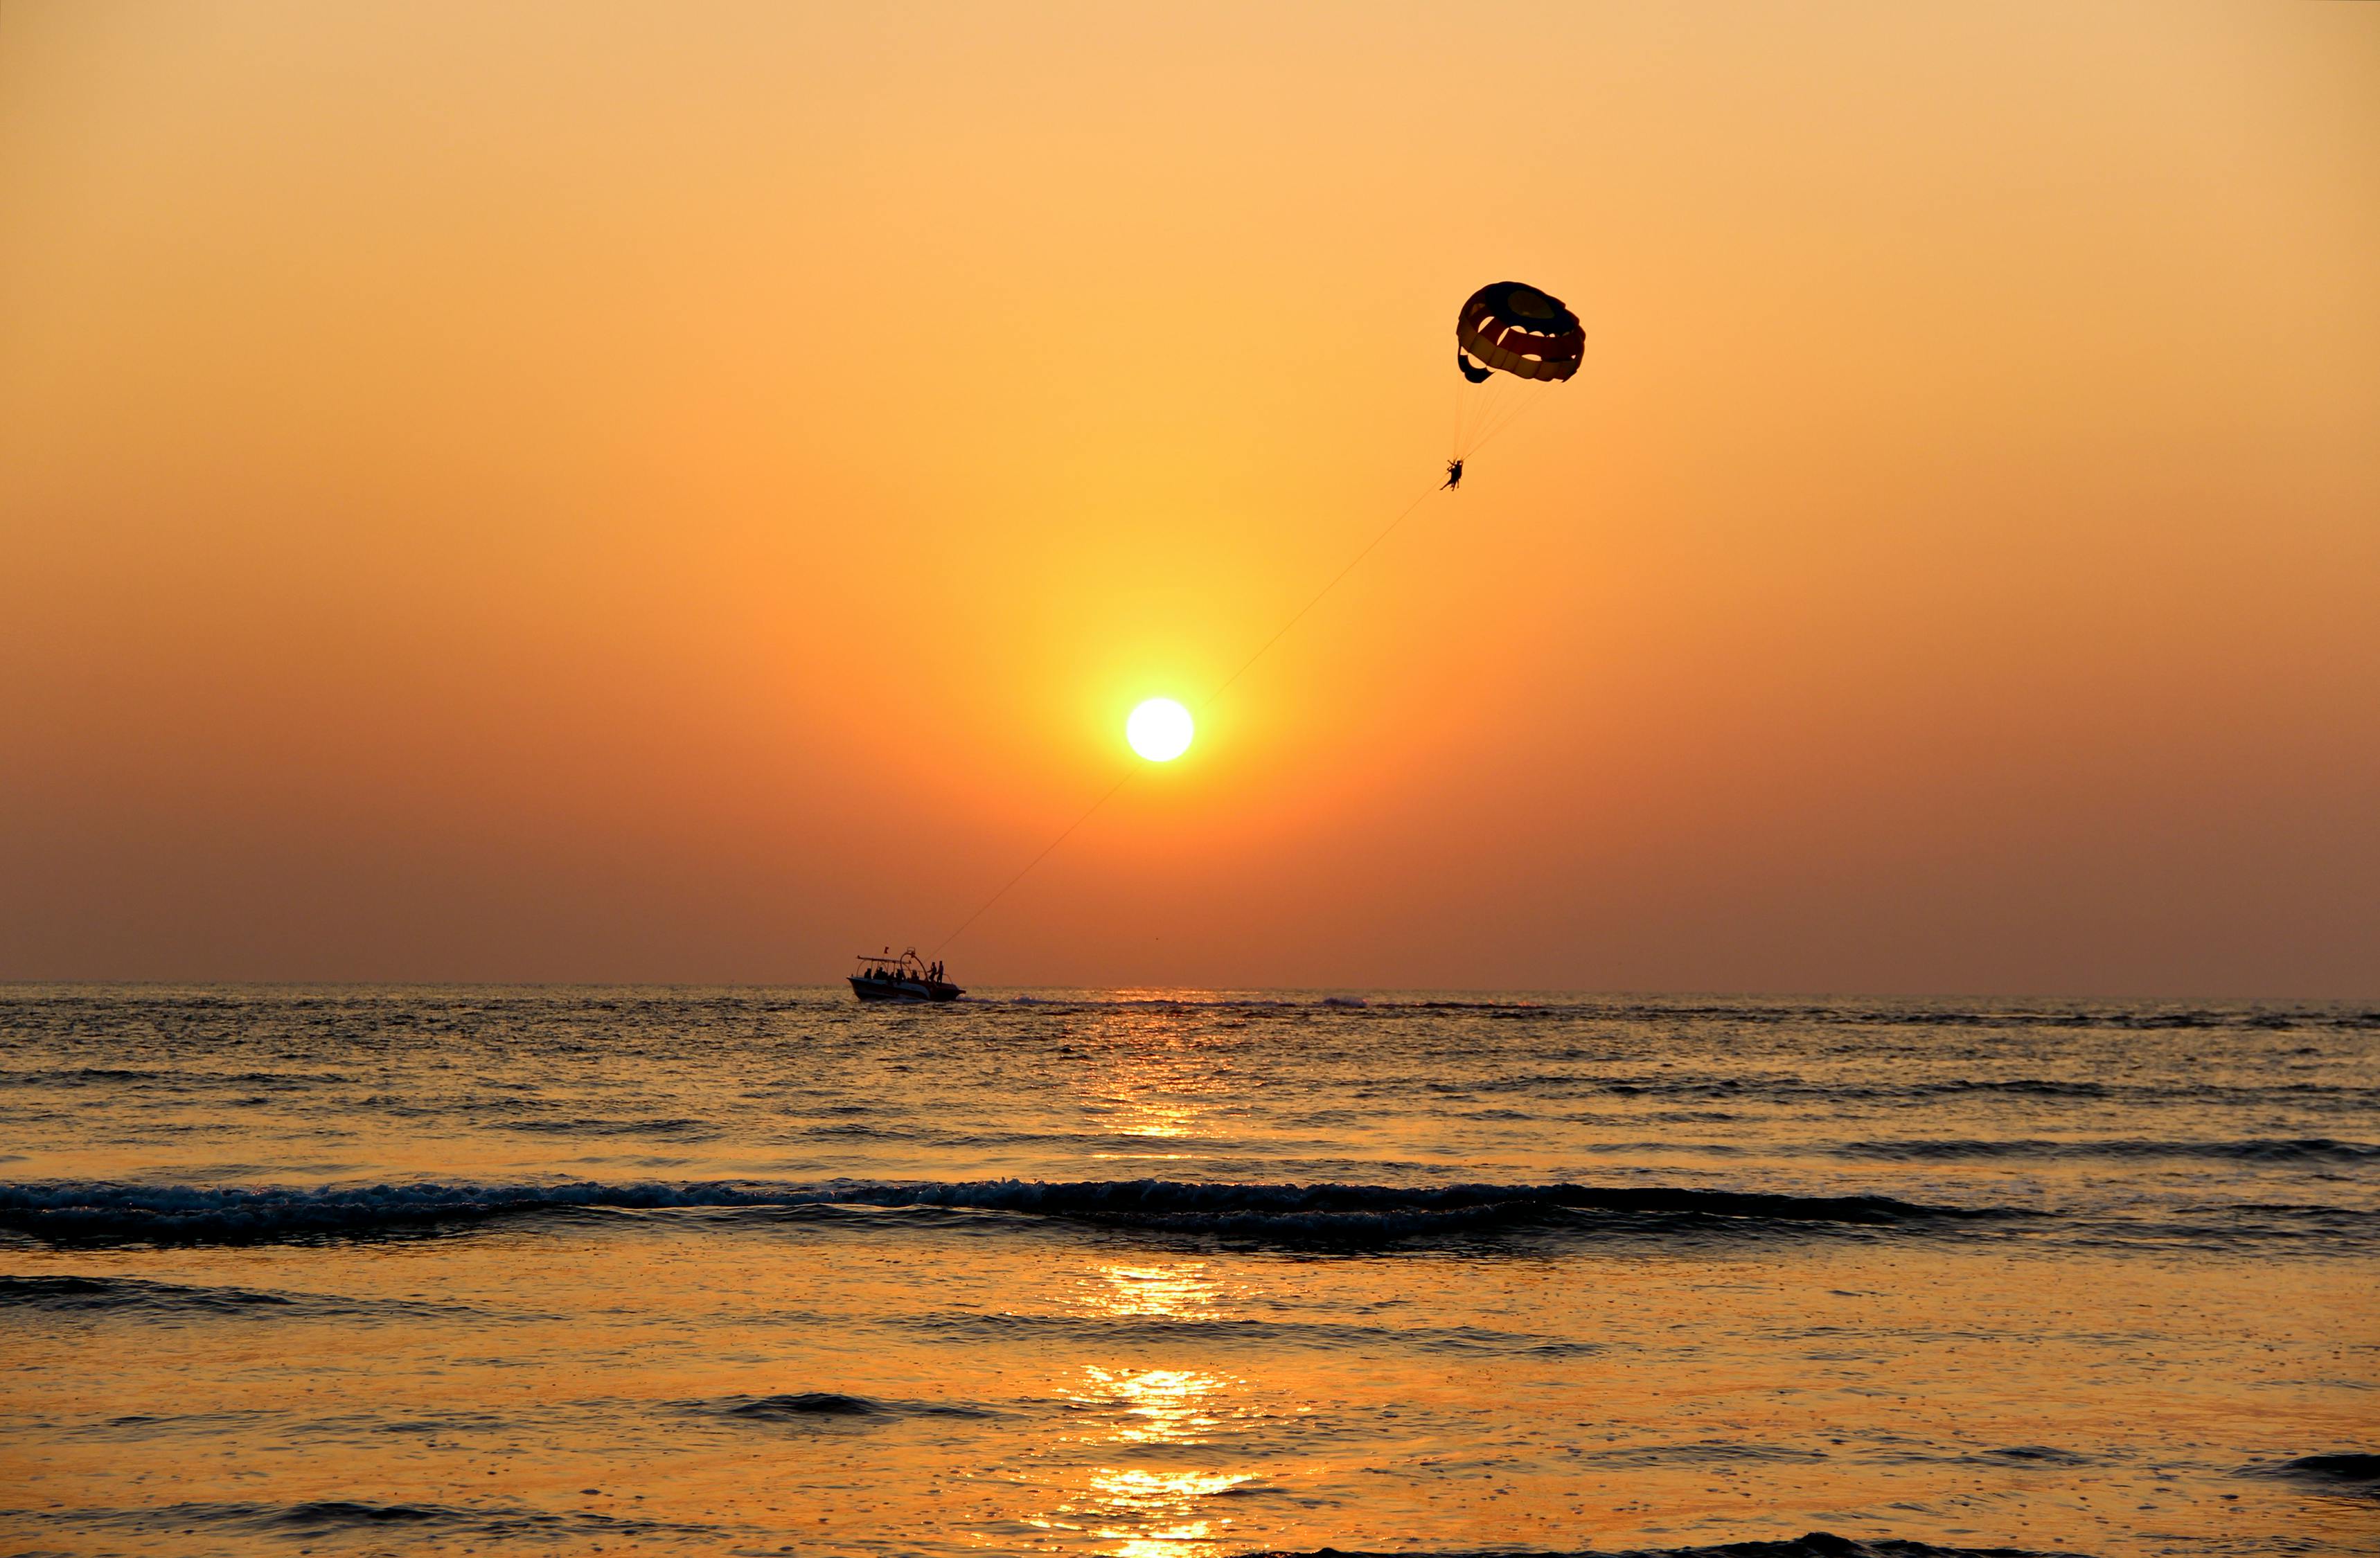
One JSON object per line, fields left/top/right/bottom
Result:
{"left": 3, "top": 2, "right": 2376, "bottom": 993}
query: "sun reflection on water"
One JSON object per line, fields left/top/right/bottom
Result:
{"left": 1073, "top": 1010, "right": 1238, "bottom": 1145}
{"left": 1086, "top": 1262, "right": 1221, "bottom": 1321}
{"left": 1028, "top": 1257, "right": 1266, "bottom": 1558}
{"left": 1019, "top": 1013, "right": 1280, "bottom": 1557}
{"left": 1074, "top": 1365, "right": 1231, "bottom": 1445}
{"left": 1086, "top": 1466, "right": 1255, "bottom": 1558}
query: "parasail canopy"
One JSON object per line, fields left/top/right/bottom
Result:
{"left": 1455, "top": 281, "right": 1583, "bottom": 384}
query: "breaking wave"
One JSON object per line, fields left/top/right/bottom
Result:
{"left": 718, "top": 1390, "right": 888, "bottom": 1418}
{"left": 0, "top": 1272, "right": 466, "bottom": 1320}
{"left": 1838, "top": 1136, "right": 2380, "bottom": 1164}
{"left": 25, "top": 1498, "right": 730, "bottom": 1541}
{"left": 2241, "top": 1451, "right": 2380, "bottom": 1498}
{"left": 1249, "top": 1535, "right": 2052, "bottom": 1558}
{"left": 17, "top": 1503, "right": 2050, "bottom": 1558}
{"left": 702, "top": 1391, "right": 998, "bottom": 1422}
{"left": 0, "top": 1176, "right": 2016, "bottom": 1247}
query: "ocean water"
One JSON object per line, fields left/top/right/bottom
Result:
{"left": 1, "top": 987, "right": 2374, "bottom": 1558}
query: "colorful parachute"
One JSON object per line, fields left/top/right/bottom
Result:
{"left": 1455, "top": 281, "right": 1583, "bottom": 384}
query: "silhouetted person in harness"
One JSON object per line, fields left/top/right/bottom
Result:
{"left": 1442, "top": 459, "right": 1464, "bottom": 490}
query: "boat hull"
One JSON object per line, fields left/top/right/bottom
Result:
{"left": 849, "top": 976, "right": 964, "bottom": 1003}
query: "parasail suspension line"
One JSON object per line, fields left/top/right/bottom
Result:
{"left": 1199, "top": 481, "right": 1437, "bottom": 713}
{"left": 934, "top": 767, "right": 1137, "bottom": 956}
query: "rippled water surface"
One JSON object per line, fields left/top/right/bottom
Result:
{"left": 2, "top": 987, "right": 2374, "bottom": 1557}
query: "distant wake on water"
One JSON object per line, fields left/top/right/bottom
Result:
{"left": 0, "top": 1176, "right": 2017, "bottom": 1246}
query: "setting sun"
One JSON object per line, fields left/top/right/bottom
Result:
{"left": 1126, "top": 699, "right": 1193, "bottom": 763}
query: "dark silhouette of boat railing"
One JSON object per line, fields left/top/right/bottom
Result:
{"left": 848, "top": 947, "right": 964, "bottom": 1003}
